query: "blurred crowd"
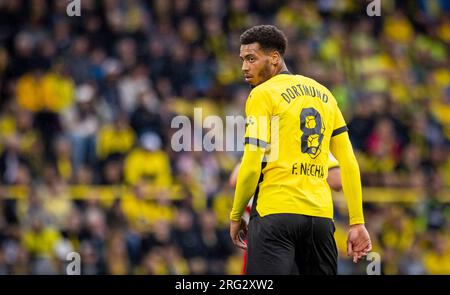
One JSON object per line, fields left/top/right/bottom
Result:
{"left": 0, "top": 0, "right": 449, "bottom": 274}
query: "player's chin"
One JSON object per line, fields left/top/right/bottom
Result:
{"left": 246, "top": 78, "right": 258, "bottom": 87}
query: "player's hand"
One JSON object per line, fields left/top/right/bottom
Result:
{"left": 230, "top": 218, "right": 248, "bottom": 250}
{"left": 347, "top": 224, "right": 372, "bottom": 263}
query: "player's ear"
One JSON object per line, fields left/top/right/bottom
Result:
{"left": 270, "top": 50, "right": 280, "bottom": 66}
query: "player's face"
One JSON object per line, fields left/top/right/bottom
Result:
{"left": 240, "top": 43, "right": 272, "bottom": 87}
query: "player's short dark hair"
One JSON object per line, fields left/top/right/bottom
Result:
{"left": 240, "top": 25, "right": 288, "bottom": 56}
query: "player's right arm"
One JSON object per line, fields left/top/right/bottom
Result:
{"left": 329, "top": 102, "right": 371, "bottom": 263}
{"left": 330, "top": 131, "right": 364, "bottom": 225}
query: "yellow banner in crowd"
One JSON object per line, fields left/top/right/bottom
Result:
{"left": 1, "top": 185, "right": 450, "bottom": 203}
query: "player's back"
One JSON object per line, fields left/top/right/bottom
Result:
{"left": 246, "top": 73, "right": 347, "bottom": 219}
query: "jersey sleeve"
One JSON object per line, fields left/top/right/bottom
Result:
{"left": 330, "top": 130, "right": 365, "bottom": 225}
{"left": 244, "top": 88, "right": 273, "bottom": 148}
{"left": 332, "top": 102, "right": 348, "bottom": 137}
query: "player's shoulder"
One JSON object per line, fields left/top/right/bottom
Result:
{"left": 247, "top": 83, "right": 271, "bottom": 104}
{"left": 249, "top": 81, "right": 270, "bottom": 96}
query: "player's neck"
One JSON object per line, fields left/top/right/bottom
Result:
{"left": 273, "top": 63, "right": 290, "bottom": 77}
{"left": 253, "top": 63, "right": 290, "bottom": 88}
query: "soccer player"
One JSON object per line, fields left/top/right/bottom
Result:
{"left": 229, "top": 25, "right": 371, "bottom": 275}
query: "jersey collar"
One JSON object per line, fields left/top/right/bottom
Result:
{"left": 250, "top": 70, "right": 292, "bottom": 89}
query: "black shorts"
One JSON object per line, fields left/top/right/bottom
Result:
{"left": 246, "top": 213, "right": 338, "bottom": 275}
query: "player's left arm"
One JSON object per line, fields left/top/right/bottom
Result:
{"left": 230, "top": 88, "right": 271, "bottom": 249}
{"left": 230, "top": 88, "right": 271, "bottom": 221}
{"left": 230, "top": 145, "right": 265, "bottom": 222}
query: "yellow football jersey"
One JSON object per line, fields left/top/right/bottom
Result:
{"left": 244, "top": 73, "right": 348, "bottom": 219}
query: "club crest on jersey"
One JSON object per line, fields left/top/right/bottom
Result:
{"left": 245, "top": 115, "right": 256, "bottom": 127}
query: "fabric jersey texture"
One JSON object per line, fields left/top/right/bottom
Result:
{"left": 242, "top": 73, "right": 347, "bottom": 220}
